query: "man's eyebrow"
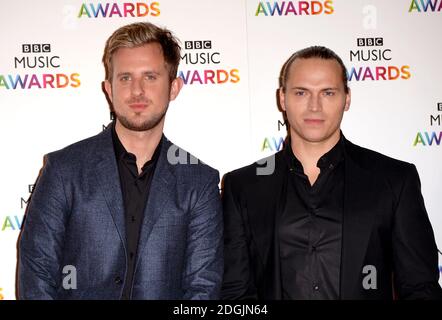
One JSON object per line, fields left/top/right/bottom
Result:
{"left": 143, "top": 71, "right": 161, "bottom": 75}
{"left": 116, "top": 72, "right": 131, "bottom": 77}
{"left": 115, "top": 71, "right": 161, "bottom": 77}
{"left": 289, "top": 86, "right": 309, "bottom": 90}
{"left": 288, "top": 86, "right": 340, "bottom": 91}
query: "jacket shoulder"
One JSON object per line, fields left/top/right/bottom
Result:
{"left": 345, "top": 140, "right": 419, "bottom": 194}
{"left": 43, "top": 129, "right": 108, "bottom": 169}
{"left": 223, "top": 151, "right": 285, "bottom": 189}
{"left": 164, "top": 138, "right": 220, "bottom": 181}
{"left": 345, "top": 140, "right": 414, "bottom": 174}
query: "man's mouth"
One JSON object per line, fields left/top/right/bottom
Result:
{"left": 128, "top": 103, "right": 149, "bottom": 111}
{"left": 304, "top": 118, "right": 324, "bottom": 125}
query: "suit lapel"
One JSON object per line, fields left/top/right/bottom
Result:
{"left": 246, "top": 152, "right": 285, "bottom": 267}
{"left": 245, "top": 152, "right": 286, "bottom": 299}
{"left": 93, "top": 126, "right": 126, "bottom": 247}
{"left": 340, "top": 142, "right": 377, "bottom": 299}
{"left": 135, "top": 137, "right": 176, "bottom": 268}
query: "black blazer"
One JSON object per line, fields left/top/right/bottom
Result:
{"left": 221, "top": 138, "right": 442, "bottom": 300}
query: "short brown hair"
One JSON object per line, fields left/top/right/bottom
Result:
{"left": 103, "top": 22, "right": 181, "bottom": 82}
{"left": 280, "top": 46, "right": 349, "bottom": 93}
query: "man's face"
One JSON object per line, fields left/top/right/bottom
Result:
{"left": 104, "top": 43, "right": 182, "bottom": 132}
{"left": 279, "top": 58, "right": 350, "bottom": 145}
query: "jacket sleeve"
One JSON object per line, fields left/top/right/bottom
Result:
{"left": 181, "top": 169, "right": 223, "bottom": 300}
{"left": 221, "top": 173, "right": 258, "bottom": 300}
{"left": 18, "top": 154, "right": 68, "bottom": 299}
{"left": 392, "top": 164, "right": 442, "bottom": 300}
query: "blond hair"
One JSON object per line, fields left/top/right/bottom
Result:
{"left": 103, "top": 22, "right": 181, "bottom": 82}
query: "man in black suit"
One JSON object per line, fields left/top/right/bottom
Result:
{"left": 221, "top": 46, "right": 442, "bottom": 300}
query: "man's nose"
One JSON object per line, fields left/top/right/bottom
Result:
{"left": 131, "top": 78, "right": 144, "bottom": 96}
{"left": 308, "top": 94, "right": 322, "bottom": 112}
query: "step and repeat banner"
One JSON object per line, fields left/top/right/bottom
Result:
{"left": 0, "top": 0, "right": 441, "bottom": 300}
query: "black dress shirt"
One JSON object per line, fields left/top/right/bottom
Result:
{"left": 279, "top": 135, "right": 345, "bottom": 299}
{"left": 112, "top": 123, "right": 161, "bottom": 299}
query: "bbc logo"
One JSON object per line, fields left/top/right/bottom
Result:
{"left": 184, "top": 40, "right": 212, "bottom": 50}
{"left": 438, "top": 103, "right": 442, "bottom": 112}
{"left": 22, "top": 44, "right": 51, "bottom": 53}
{"left": 357, "top": 38, "right": 383, "bottom": 47}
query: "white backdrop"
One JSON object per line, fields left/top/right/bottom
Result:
{"left": 0, "top": 0, "right": 441, "bottom": 300}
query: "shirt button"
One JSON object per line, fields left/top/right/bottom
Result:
{"left": 131, "top": 216, "right": 136, "bottom": 222}
{"left": 313, "top": 284, "right": 320, "bottom": 291}
{"left": 114, "top": 276, "right": 122, "bottom": 285}
{"left": 329, "top": 164, "right": 334, "bottom": 169}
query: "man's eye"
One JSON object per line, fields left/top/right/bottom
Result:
{"left": 324, "top": 91, "right": 335, "bottom": 96}
{"left": 120, "top": 76, "right": 130, "bottom": 81}
{"left": 146, "top": 74, "right": 157, "bottom": 80}
{"left": 294, "top": 91, "right": 305, "bottom": 96}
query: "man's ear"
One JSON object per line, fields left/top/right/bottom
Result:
{"left": 104, "top": 80, "right": 113, "bottom": 103}
{"left": 344, "top": 88, "right": 351, "bottom": 111}
{"left": 279, "top": 88, "right": 286, "bottom": 111}
{"left": 169, "top": 77, "right": 184, "bottom": 101}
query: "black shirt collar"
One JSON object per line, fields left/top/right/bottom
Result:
{"left": 285, "top": 132, "right": 345, "bottom": 173}
{"left": 111, "top": 121, "right": 162, "bottom": 174}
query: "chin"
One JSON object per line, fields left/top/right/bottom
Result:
{"left": 298, "top": 130, "right": 326, "bottom": 142}
{"left": 304, "top": 136, "right": 327, "bottom": 143}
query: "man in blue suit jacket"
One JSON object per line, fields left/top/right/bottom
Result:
{"left": 18, "top": 22, "right": 223, "bottom": 299}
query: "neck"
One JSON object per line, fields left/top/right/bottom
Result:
{"left": 290, "top": 129, "right": 341, "bottom": 185}
{"left": 115, "top": 120, "right": 163, "bottom": 172}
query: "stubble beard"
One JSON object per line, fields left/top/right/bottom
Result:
{"left": 115, "top": 105, "right": 169, "bottom": 132}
